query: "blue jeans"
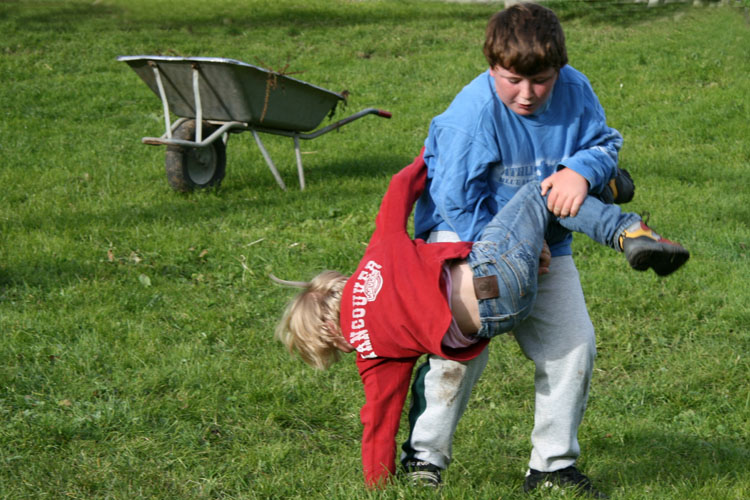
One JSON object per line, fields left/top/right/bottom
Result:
{"left": 467, "top": 181, "right": 639, "bottom": 339}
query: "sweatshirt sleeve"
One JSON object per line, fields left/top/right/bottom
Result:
{"left": 372, "top": 151, "right": 428, "bottom": 238}
{"left": 559, "top": 78, "right": 622, "bottom": 192}
{"left": 425, "top": 128, "right": 497, "bottom": 242}
{"left": 358, "top": 357, "right": 417, "bottom": 487}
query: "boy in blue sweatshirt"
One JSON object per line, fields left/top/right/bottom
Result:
{"left": 402, "top": 3, "right": 653, "bottom": 497}
{"left": 274, "top": 153, "right": 687, "bottom": 488}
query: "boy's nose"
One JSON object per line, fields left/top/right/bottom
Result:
{"left": 518, "top": 80, "right": 534, "bottom": 100}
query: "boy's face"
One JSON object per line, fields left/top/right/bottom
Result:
{"left": 490, "top": 66, "right": 558, "bottom": 116}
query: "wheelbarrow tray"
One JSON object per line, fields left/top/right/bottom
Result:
{"left": 119, "top": 55, "right": 391, "bottom": 191}
{"left": 118, "top": 55, "right": 344, "bottom": 132}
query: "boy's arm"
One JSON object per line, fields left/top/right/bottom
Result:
{"left": 426, "top": 132, "right": 496, "bottom": 241}
{"left": 358, "top": 357, "right": 416, "bottom": 487}
{"left": 540, "top": 167, "right": 589, "bottom": 218}
{"left": 542, "top": 83, "right": 623, "bottom": 217}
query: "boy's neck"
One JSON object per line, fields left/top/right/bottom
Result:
{"left": 529, "top": 88, "right": 553, "bottom": 117}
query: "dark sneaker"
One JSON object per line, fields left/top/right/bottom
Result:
{"left": 400, "top": 459, "right": 442, "bottom": 488}
{"left": 524, "top": 466, "right": 608, "bottom": 498}
{"left": 599, "top": 168, "right": 635, "bottom": 205}
{"left": 620, "top": 221, "right": 690, "bottom": 276}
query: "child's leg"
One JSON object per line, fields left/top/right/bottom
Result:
{"left": 551, "top": 190, "right": 640, "bottom": 251}
{"left": 490, "top": 180, "right": 687, "bottom": 275}
{"left": 466, "top": 181, "right": 687, "bottom": 339}
{"left": 513, "top": 256, "right": 595, "bottom": 473}
{"left": 552, "top": 192, "right": 690, "bottom": 276}
{"left": 466, "top": 182, "right": 554, "bottom": 338}
{"left": 401, "top": 349, "right": 489, "bottom": 472}
{"left": 474, "top": 179, "right": 639, "bottom": 258}
{"left": 401, "top": 230, "right": 489, "bottom": 478}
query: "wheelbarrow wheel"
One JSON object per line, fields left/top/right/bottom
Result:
{"left": 165, "top": 120, "right": 226, "bottom": 192}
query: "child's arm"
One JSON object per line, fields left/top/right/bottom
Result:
{"left": 358, "top": 357, "right": 416, "bottom": 486}
{"left": 372, "top": 151, "right": 429, "bottom": 237}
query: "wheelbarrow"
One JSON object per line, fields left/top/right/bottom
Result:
{"left": 118, "top": 55, "right": 392, "bottom": 191}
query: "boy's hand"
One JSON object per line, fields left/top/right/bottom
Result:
{"left": 540, "top": 168, "right": 589, "bottom": 218}
{"left": 539, "top": 240, "right": 551, "bottom": 275}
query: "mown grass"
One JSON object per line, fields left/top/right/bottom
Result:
{"left": 1, "top": 1, "right": 748, "bottom": 499}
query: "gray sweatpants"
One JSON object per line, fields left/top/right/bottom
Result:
{"left": 401, "top": 231, "right": 596, "bottom": 473}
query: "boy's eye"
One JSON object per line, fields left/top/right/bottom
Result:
{"left": 507, "top": 78, "right": 521, "bottom": 84}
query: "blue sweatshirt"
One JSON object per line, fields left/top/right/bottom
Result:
{"left": 414, "top": 65, "right": 622, "bottom": 256}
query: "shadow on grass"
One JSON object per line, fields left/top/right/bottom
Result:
{"left": 591, "top": 430, "right": 750, "bottom": 487}
{"left": 0, "top": 257, "right": 105, "bottom": 291}
{"left": 0, "top": 153, "right": 405, "bottom": 290}
{"left": 4, "top": 0, "right": 706, "bottom": 36}
{"left": 278, "top": 151, "right": 402, "bottom": 183}
{"left": 17, "top": 150, "right": 404, "bottom": 224}
{"left": 3, "top": 1, "right": 120, "bottom": 31}
{"left": 548, "top": 0, "right": 696, "bottom": 25}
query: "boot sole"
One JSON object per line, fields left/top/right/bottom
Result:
{"left": 626, "top": 241, "right": 690, "bottom": 276}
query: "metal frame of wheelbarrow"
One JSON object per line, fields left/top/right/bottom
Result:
{"left": 119, "top": 55, "right": 392, "bottom": 191}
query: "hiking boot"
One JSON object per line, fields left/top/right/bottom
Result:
{"left": 524, "top": 466, "right": 609, "bottom": 498}
{"left": 620, "top": 221, "right": 690, "bottom": 276}
{"left": 599, "top": 168, "right": 635, "bottom": 204}
{"left": 400, "top": 459, "right": 442, "bottom": 488}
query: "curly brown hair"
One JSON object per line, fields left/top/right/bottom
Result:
{"left": 483, "top": 2, "right": 568, "bottom": 76}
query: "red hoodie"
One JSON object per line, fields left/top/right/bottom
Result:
{"left": 339, "top": 151, "right": 489, "bottom": 486}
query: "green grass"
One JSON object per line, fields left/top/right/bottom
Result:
{"left": 1, "top": 1, "right": 748, "bottom": 498}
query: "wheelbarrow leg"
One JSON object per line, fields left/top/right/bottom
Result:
{"left": 251, "top": 130, "right": 287, "bottom": 190}
{"left": 293, "top": 134, "right": 305, "bottom": 191}
{"left": 149, "top": 62, "right": 173, "bottom": 139}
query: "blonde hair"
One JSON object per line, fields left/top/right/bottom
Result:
{"left": 275, "top": 270, "right": 349, "bottom": 370}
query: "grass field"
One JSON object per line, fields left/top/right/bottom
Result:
{"left": 1, "top": 1, "right": 748, "bottom": 498}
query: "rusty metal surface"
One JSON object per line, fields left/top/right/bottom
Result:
{"left": 118, "top": 55, "right": 344, "bottom": 132}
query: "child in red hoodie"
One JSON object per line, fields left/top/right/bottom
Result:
{"left": 275, "top": 152, "right": 688, "bottom": 487}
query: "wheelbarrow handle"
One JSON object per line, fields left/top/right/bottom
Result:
{"left": 284, "top": 107, "right": 392, "bottom": 140}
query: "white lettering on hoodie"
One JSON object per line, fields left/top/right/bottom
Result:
{"left": 348, "top": 260, "right": 382, "bottom": 359}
